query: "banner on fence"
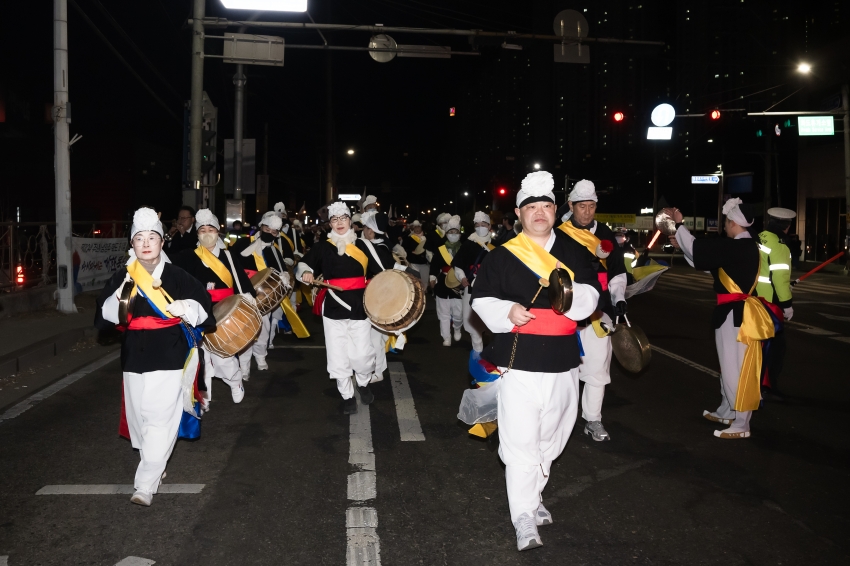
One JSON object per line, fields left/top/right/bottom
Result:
{"left": 73, "top": 238, "right": 128, "bottom": 291}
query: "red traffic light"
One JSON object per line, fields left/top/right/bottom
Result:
{"left": 498, "top": 187, "right": 507, "bottom": 195}
{"left": 710, "top": 110, "right": 721, "bottom": 120}
{"left": 613, "top": 111, "right": 625, "bottom": 122}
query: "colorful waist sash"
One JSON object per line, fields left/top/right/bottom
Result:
{"left": 125, "top": 316, "right": 183, "bottom": 330}
{"left": 313, "top": 276, "right": 368, "bottom": 316}
{"left": 511, "top": 308, "right": 577, "bottom": 336}
{"left": 208, "top": 288, "right": 235, "bottom": 302}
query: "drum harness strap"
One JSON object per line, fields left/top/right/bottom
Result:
{"left": 222, "top": 250, "right": 244, "bottom": 294}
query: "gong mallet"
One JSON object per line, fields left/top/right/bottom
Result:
{"left": 526, "top": 278, "right": 550, "bottom": 310}
{"left": 310, "top": 280, "right": 345, "bottom": 292}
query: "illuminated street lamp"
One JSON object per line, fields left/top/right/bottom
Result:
{"left": 463, "top": 192, "right": 468, "bottom": 196}
{"left": 347, "top": 149, "right": 355, "bottom": 155}
{"left": 797, "top": 62, "right": 812, "bottom": 74}
{"left": 220, "top": 0, "right": 307, "bottom": 11}
{"left": 533, "top": 163, "right": 541, "bottom": 170}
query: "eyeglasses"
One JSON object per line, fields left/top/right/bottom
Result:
{"left": 329, "top": 216, "right": 349, "bottom": 225}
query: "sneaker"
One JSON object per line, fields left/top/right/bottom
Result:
{"left": 343, "top": 397, "right": 358, "bottom": 415}
{"left": 714, "top": 429, "right": 751, "bottom": 439}
{"left": 358, "top": 385, "right": 375, "bottom": 405}
{"left": 283, "top": 329, "right": 293, "bottom": 335}
{"left": 453, "top": 328, "right": 462, "bottom": 342}
{"left": 370, "top": 372, "right": 384, "bottom": 384}
{"left": 130, "top": 490, "right": 153, "bottom": 507}
{"left": 702, "top": 410, "right": 734, "bottom": 425}
{"left": 535, "top": 502, "right": 553, "bottom": 526}
{"left": 442, "top": 339, "right": 451, "bottom": 347}
{"left": 584, "top": 420, "right": 611, "bottom": 441}
{"left": 256, "top": 356, "right": 269, "bottom": 371}
{"left": 513, "top": 512, "right": 543, "bottom": 551}
{"left": 240, "top": 362, "right": 251, "bottom": 381}
{"left": 231, "top": 382, "right": 245, "bottom": 403}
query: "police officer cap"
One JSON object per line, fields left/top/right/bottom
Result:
{"left": 767, "top": 207, "right": 796, "bottom": 220}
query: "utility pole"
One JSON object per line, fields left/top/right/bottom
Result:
{"left": 843, "top": 84, "right": 850, "bottom": 262}
{"left": 233, "top": 64, "right": 245, "bottom": 200}
{"left": 764, "top": 134, "right": 772, "bottom": 217}
{"left": 54, "top": 0, "right": 76, "bottom": 313}
{"left": 188, "top": 0, "right": 205, "bottom": 196}
{"left": 324, "top": 50, "right": 334, "bottom": 203}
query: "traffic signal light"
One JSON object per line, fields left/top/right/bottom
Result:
{"left": 709, "top": 110, "right": 721, "bottom": 120}
{"left": 498, "top": 187, "right": 507, "bottom": 195}
{"left": 201, "top": 128, "right": 216, "bottom": 175}
{"left": 613, "top": 111, "right": 625, "bottom": 122}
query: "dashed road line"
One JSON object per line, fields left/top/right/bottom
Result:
{"left": 830, "top": 337, "right": 850, "bottom": 344}
{"left": 650, "top": 345, "right": 720, "bottom": 379}
{"left": 818, "top": 312, "right": 850, "bottom": 322}
{"left": 0, "top": 555, "right": 7, "bottom": 566}
{"left": 36, "top": 484, "right": 205, "bottom": 495}
{"left": 347, "top": 386, "right": 381, "bottom": 565}
{"left": 387, "top": 362, "right": 425, "bottom": 442}
{"left": 115, "top": 558, "right": 156, "bottom": 566}
{"left": 0, "top": 351, "right": 120, "bottom": 424}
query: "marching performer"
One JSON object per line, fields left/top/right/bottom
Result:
{"left": 426, "top": 212, "right": 451, "bottom": 255}
{"left": 296, "top": 202, "right": 385, "bottom": 414}
{"left": 95, "top": 207, "right": 213, "bottom": 506}
{"left": 556, "top": 180, "right": 628, "bottom": 442}
{"left": 173, "top": 209, "right": 256, "bottom": 409}
{"left": 430, "top": 215, "right": 464, "bottom": 346}
{"left": 451, "top": 211, "right": 494, "bottom": 353}
{"left": 471, "top": 171, "right": 600, "bottom": 551}
{"left": 402, "top": 220, "right": 430, "bottom": 290}
{"left": 667, "top": 200, "right": 774, "bottom": 438}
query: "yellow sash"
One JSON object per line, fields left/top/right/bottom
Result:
{"left": 718, "top": 268, "right": 775, "bottom": 412}
{"left": 409, "top": 233, "right": 426, "bottom": 255}
{"left": 329, "top": 239, "right": 368, "bottom": 275}
{"left": 485, "top": 243, "right": 495, "bottom": 251}
{"left": 438, "top": 245, "right": 453, "bottom": 265}
{"left": 409, "top": 234, "right": 421, "bottom": 244}
{"left": 558, "top": 221, "right": 607, "bottom": 269}
{"left": 126, "top": 259, "right": 175, "bottom": 318}
{"left": 280, "top": 298, "right": 310, "bottom": 338}
{"left": 502, "top": 232, "right": 574, "bottom": 280}
{"left": 194, "top": 246, "right": 234, "bottom": 288}
{"left": 279, "top": 232, "right": 295, "bottom": 252}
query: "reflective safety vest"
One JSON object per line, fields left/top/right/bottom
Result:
{"left": 755, "top": 230, "right": 793, "bottom": 307}
{"left": 622, "top": 244, "right": 638, "bottom": 275}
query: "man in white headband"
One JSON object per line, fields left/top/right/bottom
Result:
{"left": 555, "top": 179, "right": 629, "bottom": 443}
{"left": 666, "top": 198, "right": 773, "bottom": 439}
{"left": 402, "top": 220, "right": 430, "bottom": 290}
{"left": 466, "top": 171, "right": 601, "bottom": 551}
{"left": 95, "top": 207, "right": 213, "bottom": 507}
{"left": 451, "top": 211, "right": 494, "bottom": 352}
{"left": 296, "top": 201, "right": 386, "bottom": 414}
{"left": 173, "top": 209, "right": 257, "bottom": 409}
{"left": 361, "top": 195, "right": 378, "bottom": 212}
{"left": 429, "top": 214, "right": 464, "bottom": 346}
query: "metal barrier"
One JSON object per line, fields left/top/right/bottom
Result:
{"left": 0, "top": 221, "right": 129, "bottom": 291}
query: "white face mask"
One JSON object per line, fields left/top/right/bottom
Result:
{"left": 447, "top": 233, "right": 461, "bottom": 243}
{"left": 282, "top": 225, "right": 290, "bottom": 234}
{"left": 198, "top": 232, "right": 219, "bottom": 248}
{"left": 475, "top": 227, "right": 490, "bottom": 237}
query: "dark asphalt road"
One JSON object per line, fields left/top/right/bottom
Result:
{"left": 0, "top": 266, "right": 848, "bottom": 565}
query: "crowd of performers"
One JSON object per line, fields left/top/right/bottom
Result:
{"left": 95, "top": 171, "right": 795, "bottom": 553}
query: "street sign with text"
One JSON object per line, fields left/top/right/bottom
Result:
{"left": 692, "top": 175, "right": 720, "bottom": 184}
{"left": 798, "top": 116, "right": 834, "bottom": 136}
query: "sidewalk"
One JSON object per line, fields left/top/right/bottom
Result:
{"left": 0, "top": 290, "right": 120, "bottom": 413}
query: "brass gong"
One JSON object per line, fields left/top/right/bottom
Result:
{"left": 610, "top": 315, "right": 652, "bottom": 373}
{"left": 548, "top": 268, "right": 573, "bottom": 314}
{"left": 118, "top": 282, "right": 135, "bottom": 326}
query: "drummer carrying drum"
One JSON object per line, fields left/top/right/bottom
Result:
{"left": 173, "top": 209, "right": 257, "bottom": 409}
{"left": 429, "top": 215, "right": 464, "bottom": 347}
{"left": 296, "top": 201, "right": 387, "bottom": 415}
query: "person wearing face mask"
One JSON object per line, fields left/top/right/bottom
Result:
{"left": 425, "top": 212, "right": 451, "bottom": 258}
{"left": 360, "top": 194, "right": 379, "bottom": 213}
{"left": 429, "top": 215, "right": 464, "bottom": 346}
{"left": 451, "top": 211, "right": 495, "bottom": 353}
{"left": 296, "top": 202, "right": 387, "bottom": 414}
{"left": 173, "top": 209, "right": 257, "bottom": 409}
{"left": 402, "top": 220, "right": 430, "bottom": 291}
{"left": 95, "top": 207, "right": 213, "bottom": 507}
{"left": 555, "top": 180, "right": 628, "bottom": 443}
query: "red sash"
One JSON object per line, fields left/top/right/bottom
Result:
{"left": 312, "top": 276, "right": 368, "bottom": 316}
{"left": 512, "top": 308, "right": 577, "bottom": 336}
{"left": 124, "top": 316, "right": 182, "bottom": 330}
{"left": 208, "top": 288, "right": 234, "bottom": 302}
{"left": 597, "top": 272, "right": 609, "bottom": 291}
{"left": 718, "top": 293, "right": 783, "bottom": 319}
{"left": 245, "top": 269, "right": 259, "bottom": 279}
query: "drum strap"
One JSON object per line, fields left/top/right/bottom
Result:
{"left": 361, "top": 239, "right": 388, "bottom": 271}
{"left": 222, "top": 250, "right": 244, "bottom": 294}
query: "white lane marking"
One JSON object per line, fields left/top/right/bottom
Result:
{"left": 546, "top": 459, "right": 654, "bottom": 505}
{"left": 831, "top": 337, "right": 850, "bottom": 344}
{"left": 278, "top": 345, "right": 326, "bottom": 349}
{"left": 650, "top": 346, "right": 720, "bottom": 378}
{"left": 115, "top": 558, "right": 156, "bottom": 566}
{"left": 789, "top": 324, "right": 838, "bottom": 336}
{"left": 818, "top": 312, "right": 850, "bottom": 322}
{"left": 387, "top": 362, "right": 425, "bottom": 442}
{"left": 0, "top": 556, "right": 7, "bottom": 566}
{"left": 36, "top": 484, "right": 204, "bottom": 495}
{"left": 0, "top": 351, "right": 120, "bottom": 423}
{"left": 347, "top": 386, "right": 381, "bottom": 565}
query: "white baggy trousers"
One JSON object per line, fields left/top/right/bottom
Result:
{"left": 576, "top": 312, "right": 613, "bottom": 423}
{"left": 123, "top": 370, "right": 183, "bottom": 494}
{"left": 714, "top": 311, "right": 752, "bottom": 432}
{"left": 323, "top": 317, "right": 376, "bottom": 399}
{"left": 436, "top": 296, "right": 462, "bottom": 341}
{"left": 202, "top": 345, "right": 243, "bottom": 401}
{"left": 370, "top": 326, "right": 389, "bottom": 377}
{"left": 497, "top": 367, "right": 580, "bottom": 522}
{"left": 461, "top": 287, "right": 486, "bottom": 352}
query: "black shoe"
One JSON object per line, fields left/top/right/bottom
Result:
{"left": 343, "top": 397, "right": 358, "bottom": 414}
{"left": 761, "top": 389, "right": 785, "bottom": 403}
{"left": 358, "top": 385, "right": 374, "bottom": 405}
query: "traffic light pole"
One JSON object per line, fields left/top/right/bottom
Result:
{"left": 188, "top": 0, "right": 205, "bottom": 193}
{"left": 843, "top": 84, "right": 850, "bottom": 267}
{"left": 53, "top": 0, "right": 76, "bottom": 313}
{"left": 233, "top": 64, "right": 245, "bottom": 201}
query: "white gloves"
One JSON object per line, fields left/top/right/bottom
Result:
{"left": 241, "top": 292, "right": 256, "bottom": 305}
{"left": 166, "top": 299, "right": 189, "bottom": 319}
{"left": 115, "top": 272, "right": 132, "bottom": 299}
{"left": 284, "top": 257, "right": 294, "bottom": 267}
{"left": 783, "top": 307, "right": 793, "bottom": 321}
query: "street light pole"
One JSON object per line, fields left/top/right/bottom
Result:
{"left": 233, "top": 64, "right": 245, "bottom": 201}
{"left": 188, "top": 0, "right": 205, "bottom": 195}
{"left": 53, "top": 0, "right": 76, "bottom": 313}
{"left": 843, "top": 84, "right": 850, "bottom": 260}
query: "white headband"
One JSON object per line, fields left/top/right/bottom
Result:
{"left": 130, "top": 207, "right": 164, "bottom": 239}
{"left": 722, "top": 198, "right": 753, "bottom": 227}
{"left": 517, "top": 171, "right": 555, "bottom": 207}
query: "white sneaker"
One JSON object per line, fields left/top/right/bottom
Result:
{"left": 231, "top": 382, "right": 245, "bottom": 403}
{"left": 513, "top": 513, "right": 542, "bottom": 551}
{"left": 535, "top": 503, "right": 552, "bottom": 526}
{"left": 241, "top": 365, "right": 250, "bottom": 381}
{"left": 442, "top": 339, "right": 451, "bottom": 347}
{"left": 370, "top": 372, "right": 384, "bottom": 384}
{"left": 256, "top": 356, "right": 269, "bottom": 371}
{"left": 130, "top": 490, "right": 153, "bottom": 506}
{"left": 453, "top": 328, "right": 462, "bottom": 341}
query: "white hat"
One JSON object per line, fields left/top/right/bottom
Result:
{"left": 517, "top": 171, "right": 555, "bottom": 207}
{"left": 274, "top": 202, "right": 286, "bottom": 217}
{"left": 259, "top": 213, "right": 283, "bottom": 231}
{"left": 195, "top": 208, "right": 220, "bottom": 231}
{"left": 568, "top": 179, "right": 597, "bottom": 203}
{"left": 361, "top": 211, "right": 384, "bottom": 234}
{"left": 767, "top": 207, "right": 796, "bottom": 220}
{"left": 292, "top": 219, "right": 303, "bottom": 229}
{"left": 130, "top": 207, "right": 164, "bottom": 239}
{"left": 327, "top": 201, "right": 350, "bottom": 218}
{"left": 446, "top": 215, "right": 461, "bottom": 232}
{"left": 362, "top": 195, "right": 377, "bottom": 210}
{"left": 473, "top": 211, "right": 491, "bottom": 224}
{"left": 410, "top": 220, "right": 422, "bottom": 227}
{"left": 722, "top": 198, "right": 753, "bottom": 227}
{"left": 351, "top": 213, "right": 362, "bottom": 224}
{"left": 436, "top": 212, "right": 452, "bottom": 225}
